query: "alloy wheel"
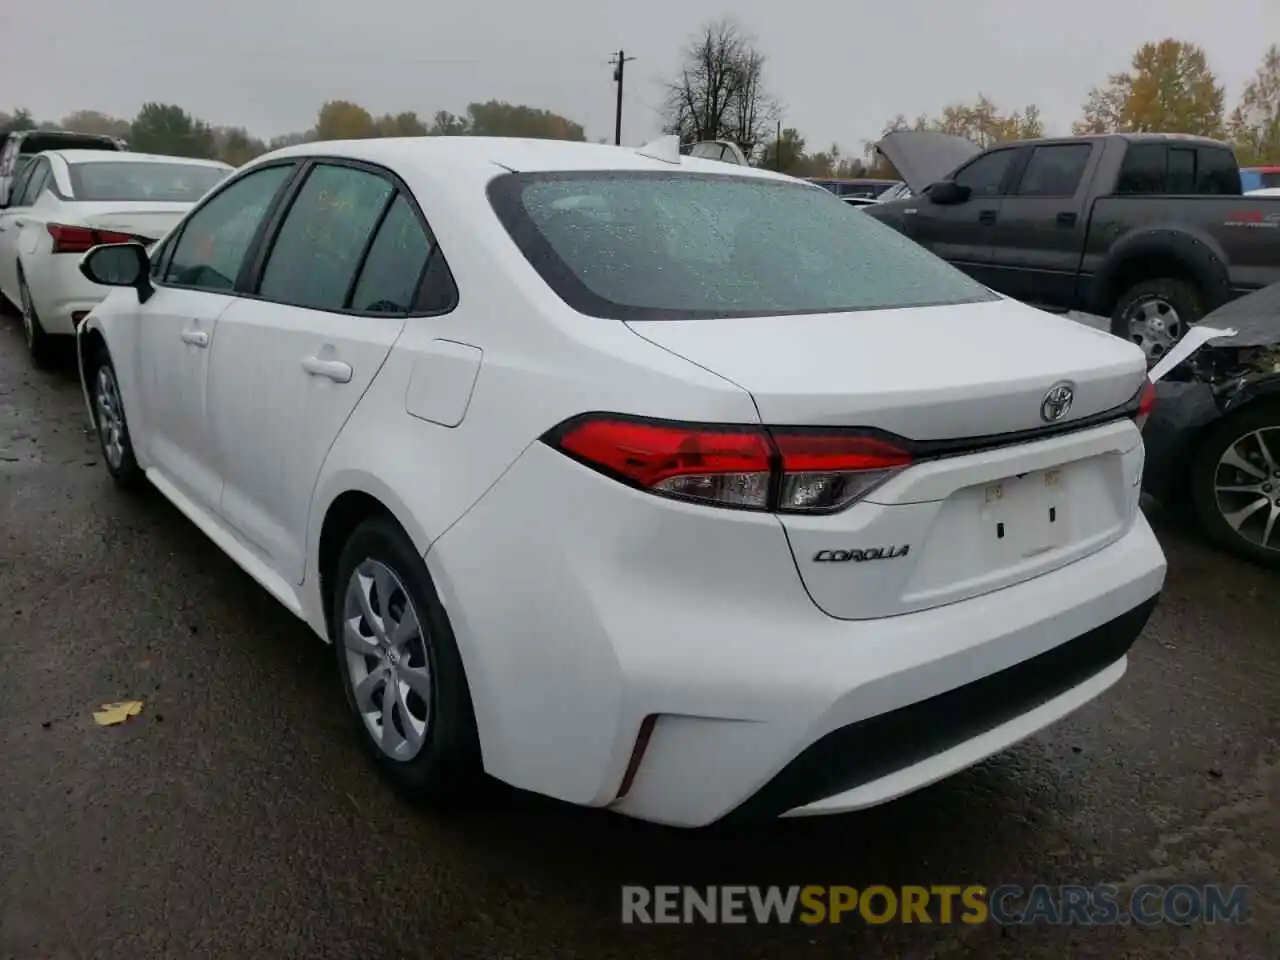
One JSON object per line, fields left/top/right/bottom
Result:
{"left": 1126, "top": 297, "right": 1182, "bottom": 362}
{"left": 94, "top": 366, "right": 126, "bottom": 470}
{"left": 342, "top": 559, "right": 433, "bottom": 760}
{"left": 1212, "top": 426, "right": 1280, "bottom": 554}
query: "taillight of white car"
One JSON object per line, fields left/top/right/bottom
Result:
{"left": 543, "top": 414, "right": 913, "bottom": 513}
{"left": 46, "top": 223, "right": 144, "bottom": 255}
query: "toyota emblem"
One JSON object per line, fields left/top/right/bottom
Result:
{"left": 1040, "top": 382, "right": 1075, "bottom": 422}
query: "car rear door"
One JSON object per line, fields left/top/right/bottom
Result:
{"left": 984, "top": 141, "right": 1098, "bottom": 308}
{"left": 206, "top": 159, "right": 438, "bottom": 584}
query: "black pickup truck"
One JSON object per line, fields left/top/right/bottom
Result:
{"left": 864, "top": 131, "right": 1280, "bottom": 361}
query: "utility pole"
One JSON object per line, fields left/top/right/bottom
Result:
{"left": 775, "top": 119, "right": 782, "bottom": 171}
{"left": 610, "top": 50, "right": 636, "bottom": 145}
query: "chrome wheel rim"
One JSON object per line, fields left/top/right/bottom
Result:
{"left": 342, "top": 560, "right": 432, "bottom": 760}
{"left": 1213, "top": 426, "right": 1280, "bottom": 554}
{"left": 1126, "top": 297, "right": 1183, "bottom": 361}
{"left": 94, "top": 366, "right": 126, "bottom": 469}
{"left": 19, "top": 282, "right": 34, "bottom": 348}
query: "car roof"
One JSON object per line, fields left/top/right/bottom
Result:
{"left": 52, "top": 149, "right": 232, "bottom": 168}
{"left": 261, "top": 136, "right": 797, "bottom": 182}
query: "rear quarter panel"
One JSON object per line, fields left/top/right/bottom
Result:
{"left": 1085, "top": 196, "right": 1280, "bottom": 303}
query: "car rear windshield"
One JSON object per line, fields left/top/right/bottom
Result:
{"left": 69, "top": 161, "right": 229, "bottom": 202}
{"left": 487, "top": 171, "right": 998, "bottom": 321}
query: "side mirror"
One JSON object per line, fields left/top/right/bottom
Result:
{"left": 79, "top": 242, "right": 155, "bottom": 303}
{"left": 925, "top": 180, "right": 971, "bottom": 206}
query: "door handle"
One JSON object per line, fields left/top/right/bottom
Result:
{"left": 978, "top": 209, "right": 998, "bottom": 225}
{"left": 180, "top": 329, "right": 209, "bottom": 347}
{"left": 302, "top": 356, "right": 353, "bottom": 383}
{"left": 1056, "top": 212, "right": 1078, "bottom": 227}
{"left": 12, "top": 219, "right": 24, "bottom": 228}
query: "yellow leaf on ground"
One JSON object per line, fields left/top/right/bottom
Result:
{"left": 93, "top": 700, "right": 144, "bottom": 726}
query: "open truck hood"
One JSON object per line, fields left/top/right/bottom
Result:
{"left": 876, "top": 131, "right": 982, "bottom": 193}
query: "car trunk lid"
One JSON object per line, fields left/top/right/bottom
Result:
{"left": 76, "top": 203, "right": 193, "bottom": 244}
{"left": 627, "top": 299, "right": 1150, "bottom": 618}
{"left": 627, "top": 298, "right": 1146, "bottom": 438}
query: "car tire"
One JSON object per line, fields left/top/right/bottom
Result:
{"left": 1189, "top": 401, "right": 1280, "bottom": 568}
{"left": 331, "top": 516, "right": 483, "bottom": 804}
{"left": 18, "top": 270, "right": 56, "bottom": 369}
{"left": 1110, "top": 278, "right": 1204, "bottom": 361}
{"left": 87, "top": 346, "right": 145, "bottom": 490}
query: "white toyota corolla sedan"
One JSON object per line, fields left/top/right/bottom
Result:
{"left": 0, "top": 149, "right": 232, "bottom": 366}
{"left": 74, "top": 135, "right": 1166, "bottom": 828}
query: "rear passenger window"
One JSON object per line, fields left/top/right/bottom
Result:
{"left": 1196, "top": 148, "right": 1240, "bottom": 194}
{"left": 1115, "top": 144, "right": 1167, "bottom": 194}
{"left": 1015, "top": 144, "right": 1092, "bottom": 197}
{"left": 1167, "top": 148, "right": 1196, "bottom": 194}
{"left": 257, "top": 163, "right": 393, "bottom": 312}
{"left": 348, "top": 193, "right": 433, "bottom": 314}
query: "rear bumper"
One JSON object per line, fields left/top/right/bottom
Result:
{"left": 428, "top": 441, "right": 1167, "bottom": 828}
{"left": 25, "top": 253, "right": 107, "bottom": 336}
{"left": 724, "top": 594, "right": 1156, "bottom": 823}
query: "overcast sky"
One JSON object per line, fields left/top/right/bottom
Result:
{"left": 3, "top": 0, "right": 1277, "bottom": 154}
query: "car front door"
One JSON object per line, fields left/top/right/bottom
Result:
{"left": 207, "top": 160, "right": 440, "bottom": 583}
{"left": 136, "top": 162, "right": 298, "bottom": 511}
{"left": 985, "top": 142, "right": 1096, "bottom": 308}
{"left": 904, "top": 146, "right": 1020, "bottom": 287}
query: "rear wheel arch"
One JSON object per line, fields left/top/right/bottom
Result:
{"left": 318, "top": 490, "right": 400, "bottom": 624}
{"left": 1093, "top": 231, "right": 1229, "bottom": 319}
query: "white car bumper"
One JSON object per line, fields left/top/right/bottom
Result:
{"left": 428, "top": 441, "right": 1167, "bottom": 828}
{"left": 25, "top": 251, "right": 109, "bottom": 336}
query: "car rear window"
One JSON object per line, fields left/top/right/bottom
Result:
{"left": 488, "top": 172, "right": 997, "bottom": 321}
{"left": 69, "top": 161, "right": 230, "bottom": 202}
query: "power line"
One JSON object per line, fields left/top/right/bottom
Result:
{"left": 609, "top": 50, "right": 637, "bottom": 145}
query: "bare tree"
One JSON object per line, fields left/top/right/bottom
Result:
{"left": 662, "top": 18, "right": 775, "bottom": 155}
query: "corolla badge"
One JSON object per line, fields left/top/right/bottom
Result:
{"left": 1040, "top": 382, "right": 1075, "bottom": 423}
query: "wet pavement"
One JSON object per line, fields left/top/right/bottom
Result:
{"left": 0, "top": 308, "right": 1276, "bottom": 959}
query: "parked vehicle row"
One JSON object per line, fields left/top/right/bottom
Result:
{"left": 0, "top": 149, "right": 232, "bottom": 364}
{"left": 806, "top": 177, "right": 898, "bottom": 199}
{"left": 70, "top": 133, "right": 1165, "bottom": 828}
{"left": 866, "top": 131, "right": 1280, "bottom": 360}
{"left": 1240, "top": 165, "right": 1280, "bottom": 193}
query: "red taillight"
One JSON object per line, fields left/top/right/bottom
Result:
{"left": 1135, "top": 380, "right": 1157, "bottom": 430}
{"left": 545, "top": 415, "right": 912, "bottom": 513}
{"left": 47, "top": 223, "right": 138, "bottom": 255}
{"left": 771, "top": 429, "right": 914, "bottom": 512}
{"left": 551, "top": 417, "right": 773, "bottom": 509}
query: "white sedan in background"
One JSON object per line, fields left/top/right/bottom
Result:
{"left": 75, "top": 135, "right": 1164, "bottom": 828}
{"left": 0, "top": 150, "right": 231, "bottom": 365}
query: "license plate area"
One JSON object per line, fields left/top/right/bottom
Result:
{"left": 982, "top": 468, "right": 1067, "bottom": 560}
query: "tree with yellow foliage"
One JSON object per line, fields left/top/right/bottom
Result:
{"left": 1073, "top": 40, "right": 1225, "bottom": 137}
{"left": 314, "top": 100, "right": 379, "bottom": 141}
